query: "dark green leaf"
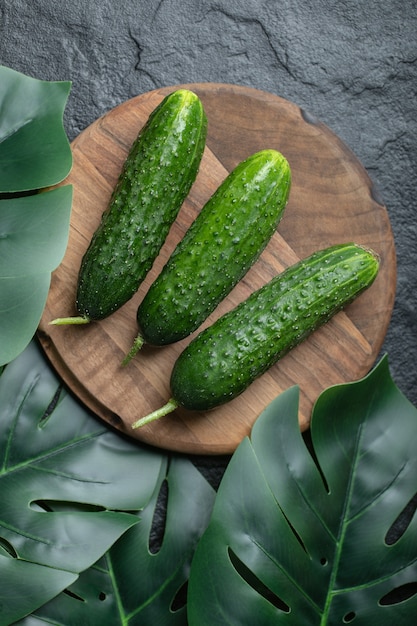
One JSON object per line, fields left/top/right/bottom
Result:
{"left": 0, "top": 341, "right": 166, "bottom": 623}
{"left": 0, "top": 66, "right": 74, "bottom": 365}
{"left": 0, "top": 187, "right": 73, "bottom": 276}
{"left": 0, "top": 65, "right": 72, "bottom": 192}
{"left": 20, "top": 456, "right": 216, "bottom": 625}
{"left": 0, "top": 554, "right": 77, "bottom": 625}
{"left": 188, "top": 356, "right": 417, "bottom": 625}
{"left": 0, "top": 186, "right": 73, "bottom": 365}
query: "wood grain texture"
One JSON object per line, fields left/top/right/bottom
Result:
{"left": 38, "top": 83, "right": 396, "bottom": 455}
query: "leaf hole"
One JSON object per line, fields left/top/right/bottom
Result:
{"left": 343, "top": 611, "right": 356, "bottom": 622}
{"left": 379, "top": 581, "right": 417, "bottom": 605}
{"left": 149, "top": 478, "right": 168, "bottom": 554}
{"left": 38, "top": 384, "right": 63, "bottom": 428}
{"left": 63, "top": 588, "right": 86, "bottom": 603}
{"left": 320, "top": 556, "right": 328, "bottom": 566}
{"left": 228, "top": 547, "right": 290, "bottom": 613}
{"left": 30, "top": 500, "right": 106, "bottom": 513}
{"left": 280, "top": 508, "right": 308, "bottom": 555}
{"left": 98, "top": 591, "right": 107, "bottom": 601}
{"left": 30, "top": 500, "right": 53, "bottom": 512}
{"left": 385, "top": 492, "right": 417, "bottom": 545}
{"left": 302, "top": 430, "right": 330, "bottom": 493}
{"left": 0, "top": 537, "right": 18, "bottom": 558}
{"left": 170, "top": 580, "right": 188, "bottom": 612}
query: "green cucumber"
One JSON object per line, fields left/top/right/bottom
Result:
{"left": 50, "top": 89, "right": 207, "bottom": 325}
{"left": 132, "top": 242, "right": 379, "bottom": 428}
{"left": 123, "top": 149, "right": 291, "bottom": 361}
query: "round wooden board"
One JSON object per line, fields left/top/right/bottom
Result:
{"left": 38, "top": 83, "right": 396, "bottom": 455}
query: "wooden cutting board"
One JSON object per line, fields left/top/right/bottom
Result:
{"left": 38, "top": 83, "right": 396, "bottom": 455}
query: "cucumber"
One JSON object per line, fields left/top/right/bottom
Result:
{"left": 132, "top": 243, "right": 379, "bottom": 428}
{"left": 50, "top": 89, "right": 207, "bottom": 325}
{"left": 123, "top": 149, "right": 291, "bottom": 361}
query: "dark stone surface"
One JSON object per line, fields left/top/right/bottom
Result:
{"left": 1, "top": 1, "right": 416, "bottom": 451}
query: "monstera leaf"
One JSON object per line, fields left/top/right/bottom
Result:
{"left": 19, "top": 456, "right": 216, "bottom": 625}
{"left": 188, "top": 356, "right": 417, "bottom": 625}
{"left": 0, "top": 341, "right": 166, "bottom": 624}
{"left": 0, "top": 65, "right": 73, "bottom": 365}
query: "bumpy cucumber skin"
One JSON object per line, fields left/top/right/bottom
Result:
{"left": 136, "top": 149, "right": 291, "bottom": 345}
{"left": 76, "top": 89, "right": 207, "bottom": 321}
{"left": 170, "top": 243, "right": 379, "bottom": 411}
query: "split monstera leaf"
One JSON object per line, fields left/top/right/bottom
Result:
{"left": 0, "top": 341, "right": 215, "bottom": 624}
{"left": 188, "top": 356, "right": 417, "bottom": 625}
{"left": 2, "top": 343, "right": 416, "bottom": 624}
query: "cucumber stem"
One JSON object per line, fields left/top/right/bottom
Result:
{"left": 49, "top": 316, "right": 90, "bottom": 325}
{"left": 121, "top": 334, "right": 145, "bottom": 366}
{"left": 131, "top": 398, "right": 179, "bottom": 429}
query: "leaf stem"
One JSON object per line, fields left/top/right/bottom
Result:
{"left": 121, "top": 334, "right": 145, "bottom": 366}
{"left": 131, "top": 398, "right": 179, "bottom": 429}
{"left": 49, "top": 316, "right": 90, "bottom": 325}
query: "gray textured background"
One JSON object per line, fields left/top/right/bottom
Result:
{"left": 1, "top": 0, "right": 416, "bottom": 418}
